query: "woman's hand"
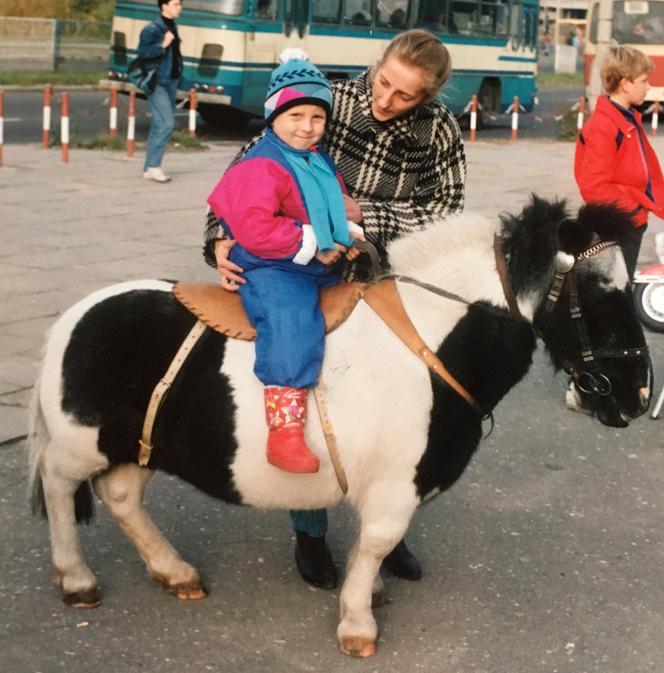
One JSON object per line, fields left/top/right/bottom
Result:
{"left": 315, "top": 243, "right": 345, "bottom": 265}
{"left": 345, "top": 224, "right": 366, "bottom": 261}
{"left": 214, "top": 239, "right": 245, "bottom": 291}
{"left": 343, "top": 194, "right": 363, "bottom": 223}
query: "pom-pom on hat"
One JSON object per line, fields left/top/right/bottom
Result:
{"left": 264, "top": 50, "right": 333, "bottom": 124}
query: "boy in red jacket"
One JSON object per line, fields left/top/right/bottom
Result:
{"left": 575, "top": 45, "right": 664, "bottom": 278}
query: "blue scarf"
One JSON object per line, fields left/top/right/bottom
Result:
{"left": 265, "top": 129, "right": 352, "bottom": 252}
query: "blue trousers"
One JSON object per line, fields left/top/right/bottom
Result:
{"left": 290, "top": 508, "right": 328, "bottom": 537}
{"left": 144, "top": 81, "right": 177, "bottom": 171}
{"left": 233, "top": 247, "right": 338, "bottom": 388}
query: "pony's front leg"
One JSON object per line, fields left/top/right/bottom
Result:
{"left": 92, "top": 464, "right": 205, "bottom": 600}
{"left": 337, "top": 490, "right": 417, "bottom": 657}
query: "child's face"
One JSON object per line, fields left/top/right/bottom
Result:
{"left": 621, "top": 72, "right": 650, "bottom": 107}
{"left": 272, "top": 105, "right": 327, "bottom": 150}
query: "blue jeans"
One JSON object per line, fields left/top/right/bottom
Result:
{"left": 144, "top": 81, "right": 177, "bottom": 171}
{"left": 291, "top": 509, "right": 328, "bottom": 537}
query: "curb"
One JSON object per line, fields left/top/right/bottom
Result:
{"left": 0, "top": 84, "right": 104, "bottom": 91}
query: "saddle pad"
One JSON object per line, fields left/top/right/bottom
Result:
{"left": 173, "top": 281, "right": 365, "bottom": 341}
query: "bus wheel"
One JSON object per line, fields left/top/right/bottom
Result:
{"left": 198, "top": 103, "right": 253, "bottom": 130}
{"left": 477, "top": 79, "right": 500, "bottom": 128}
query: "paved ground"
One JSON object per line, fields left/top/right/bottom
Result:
{"left": 1, "top": 138, "right": 664, "bottom": 672}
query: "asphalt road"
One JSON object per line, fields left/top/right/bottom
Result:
{"left": 1, "top": 85, "right": 584, "bottom": 145}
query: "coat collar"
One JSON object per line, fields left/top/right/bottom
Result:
{"left": 595, "top": 95, "right": 642, "bottom": 134}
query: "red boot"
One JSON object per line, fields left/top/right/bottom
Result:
{"left": 264, "top": 386, "right": 320, "bottom": 473}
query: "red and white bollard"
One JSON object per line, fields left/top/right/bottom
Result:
{"left": 43, "top": 84, "right": 52, "bottom": 149}
{"left": 652, "top": 101, "right": 660, "bottom": 137}
{"left": 0, "top": 89, "right": 4, "bottom": 167}
{"left": 469, "top": 94, "right": 478, "bottom": 142}
{"left": 109, "top": 87, "right": 118, "bottom": 138}
{"left": 511, "top": 96, "right": 519, "bottom": 141}
{"left": 188, "top": 89, "right": 197, "bottom": 138}
{"left": 127, "top": 90, "right": 136, "bottom": 157}
{"left": 61, "top": 92, "right": 69, "bottom": 164}
{"left": 577, "top": 96, "right": 585, "bottom": 134}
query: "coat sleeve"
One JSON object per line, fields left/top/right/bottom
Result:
{"left": 137, "top": 23, "right": 166, "bottom": 60}
{"left": 574, "top": 128, "right": 642, "bottom": 215}
{"left": 207, "top": 159, "right": 306, "bottom": 259}
{"left": 356, "top": 107, "right": 466, "bottom": 255}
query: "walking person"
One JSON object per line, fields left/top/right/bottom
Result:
{"left": 139, "top": 0, "right": 183, "bottom": 183}
{"left": 204, "top": 30, "right": 466, "bottom": 589}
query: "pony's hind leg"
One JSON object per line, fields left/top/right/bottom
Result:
{"left": 40, "top": 445, "right": 102, "bottom": 608}
{"left": 92, "top": 463, "right": 206, "bottom": 600}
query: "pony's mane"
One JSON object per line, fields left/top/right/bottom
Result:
{"left": 387, "top": 211, "right": 498, "bottom": 276}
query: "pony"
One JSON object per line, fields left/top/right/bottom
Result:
{"left": 27, "top": 197, "right": 651, "bottom": 657}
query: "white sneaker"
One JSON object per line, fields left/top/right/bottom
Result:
{"left": 143, "top": 167, "right": 171, "bottom": 183}
{"left": 565, "top": 381, "right": 593, "bottom": 415}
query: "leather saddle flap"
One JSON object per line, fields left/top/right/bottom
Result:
{"left": 173, "top": 281, "right": 365, "bottom": 341}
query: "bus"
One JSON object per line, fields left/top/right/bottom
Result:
{"left": 585, "top": 0, "right": 664, "bottom": 110}
{"left": 102, "top": 0, "right": 539, "bottom": 126}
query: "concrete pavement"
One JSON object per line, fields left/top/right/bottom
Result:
{"left": 2, "top": 138, "right": 664, "bottom": 673}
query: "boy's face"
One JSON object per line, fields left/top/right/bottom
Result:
{"left": 621, "top": 72, "right": 650, "bottom": 107}
{"left": 272, "top": 104, "right": 327, "bottom": 150}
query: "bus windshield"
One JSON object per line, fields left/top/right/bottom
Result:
{"left": 124, "top": 0, "right": 244, "bottom": 16}
{"left": 612, "top": 1, "right": 664, "bottom": 44}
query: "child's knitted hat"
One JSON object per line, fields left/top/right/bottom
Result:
{"left": 264, "top": 49, "right": 333, "bottom": 124}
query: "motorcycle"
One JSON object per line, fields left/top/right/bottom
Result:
{"left": 633, "top": 232, "right": 664, "bottom": 333}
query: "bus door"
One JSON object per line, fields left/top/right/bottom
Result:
{"left": 242, "top": 0, "right": 309, "bottom": 109}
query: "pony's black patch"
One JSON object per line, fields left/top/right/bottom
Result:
{"left": 62, "top": 289, "right": 242, "bottom": 504}
{"left": 415, "top": 303, "right": 536, "bottom": 498}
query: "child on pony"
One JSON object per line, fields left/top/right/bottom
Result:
{"left": 207, "top": 54, "right": 364, "bottom": 474}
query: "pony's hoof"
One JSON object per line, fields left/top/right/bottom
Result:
{"left": 63, "top": 589, "right": 102, "bottom": 609}
{"left": 339, "top": 636, "right": 377, "bottom": 657}
{"left": 172, "top": 581, "right": 207, "bottom": 601}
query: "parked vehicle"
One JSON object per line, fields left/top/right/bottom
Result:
{"left": 633, "top": 232, "right": 664, "bottom": 333}
{"left": 101, "top": 0, "right": 538, "bottom": 126}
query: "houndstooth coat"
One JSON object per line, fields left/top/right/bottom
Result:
{"left": 204, "top": 71, "right": 466, "bottom": 280}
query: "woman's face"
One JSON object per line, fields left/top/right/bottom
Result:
{"left": 371, "top": 55, "right": 427, "bottom": 122}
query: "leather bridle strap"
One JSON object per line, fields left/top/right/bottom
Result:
{"left": 493, "top": 234, "right": 524, "bottom": 321}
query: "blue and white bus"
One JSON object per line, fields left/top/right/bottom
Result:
{"left": 103, "top": 0, "right": 538, "bottom": 125}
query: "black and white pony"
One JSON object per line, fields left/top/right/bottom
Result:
{"left": 28, "top": 197, "right": 651, "bottom": 657}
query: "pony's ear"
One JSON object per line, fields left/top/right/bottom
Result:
{"left": 557, "top": 217, "right": 594, "bottom": 255}
{"left": 577, "top": 202, "right": 635, "bottom": 242}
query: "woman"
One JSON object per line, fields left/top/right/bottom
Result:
{"left": 203, "top": 29, "right": 466, "bottom": 589}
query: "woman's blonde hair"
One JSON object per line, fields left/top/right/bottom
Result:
{"left": 370, "top": 29, "right": 451, "bottom": 102}
{"left": 600, "top": 45, "right": 654, "bottom": 93}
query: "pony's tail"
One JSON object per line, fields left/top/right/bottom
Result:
{"left": 27, "top": 366, "right": 95, "bottom": 524}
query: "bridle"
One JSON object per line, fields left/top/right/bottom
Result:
{"left": 496, "top": 238, "right": 650, "bottom": 400}
{"left": 354, "top": 234, "right": 650, "bottom": 416}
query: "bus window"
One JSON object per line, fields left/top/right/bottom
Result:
{"left": 313, "top": 0, "right": 342, "bottom": 23}
{"left": 588, "top": 1, "right": 598, "bottom": 43}
{"left": 376, "top": 0, "right": 411, "bottom": 28}
{"left": 345, "top": 0, "right": 372, "bottom": 25}
{"left": 449, "top": 0, "right": 479, "bottom": 34}
{"left": 255, "top": 0, "right": 278, "bottom": 19}
{"left": 415, "top": 0, "right": 449, "bottom": 31}
{"left": 509, "top": 0, "right": 521, "bottom": 46}
{"left": 176, "top": 0, "right": 245, "bottom": 15}
{"left": 478, "top": 0, "right": 509, "bottom": 35}
{"left": 612, "top": 1, "right": 664, "bottom": 44}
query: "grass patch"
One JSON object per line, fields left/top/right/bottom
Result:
{"left": 76, "top": 133, "right": 126, "bottom": 150}
{"left": 538, "top": 71, "right": 584, "bottom": 87}
{"left": 0, "top": 70, "right": 105, "bottom": 87}
{"left": 170, "top": 130, "right": 207, "bottom": 151}
{"left": 557, "top": 108, "right": 587, "bottom": 142}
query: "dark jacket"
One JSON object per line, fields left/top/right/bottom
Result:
{"left": 137, "top": 15, "right": 182, "bottom": 87}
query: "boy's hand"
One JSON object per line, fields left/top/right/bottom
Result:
{"left": 214, "top": 239, "right": 246, "bottom": 291}
{"left": 315, "top": 243, "right": 345, "bottom": 265}
{"left": 343, "top": 194, "right": 363, "bottom": 223}
{"left": 345, "top": 223, "right": 365, "bottom": 261}
{"left": 162, "top": 31, "right": 175, "bottom": 48}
